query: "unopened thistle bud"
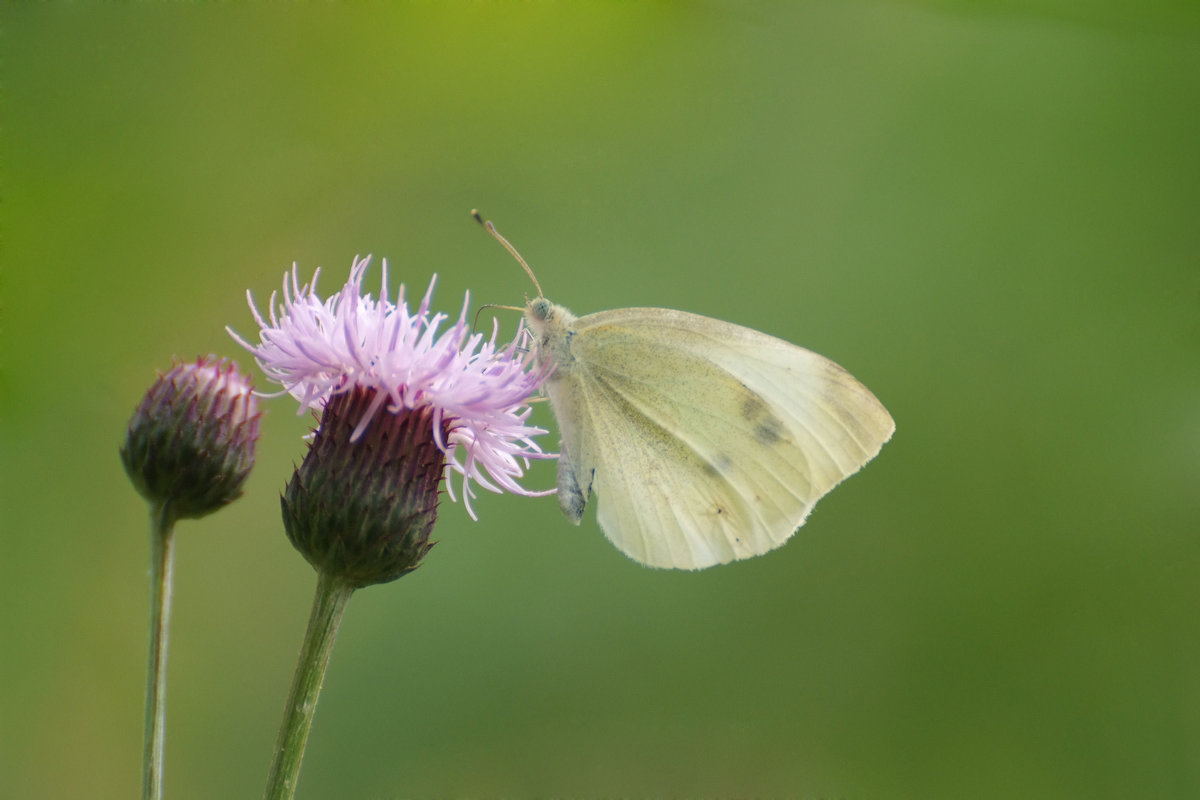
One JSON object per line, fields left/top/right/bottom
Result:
{"left": 121, "top": 357, "right": 260, "bottom": 520}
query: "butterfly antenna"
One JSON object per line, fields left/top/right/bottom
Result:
{"left": 472, "top": 209, "right": 544, "bottom": 298}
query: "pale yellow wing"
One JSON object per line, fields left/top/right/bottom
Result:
{"left": 552, "top": 307, "right": 894, "bottom": 570}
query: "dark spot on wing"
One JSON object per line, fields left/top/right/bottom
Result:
{"left": 753, "top": 419, "right": 783, "bottom": 445}
{"left": 741, "top": 393, "right": 771, "bottom": 422}
{"left": 740, "top": 385, "right": 786, "bottom": 445}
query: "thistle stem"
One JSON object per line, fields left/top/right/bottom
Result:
{"left": 265, "top": 570, "right": 355, "bottom": 800}
{"left": 142, "top": 502, "right": 176, "bottom": 800}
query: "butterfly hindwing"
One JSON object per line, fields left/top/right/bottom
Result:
{"left": 544, "top": 307, "right": 893, "bottom": 569}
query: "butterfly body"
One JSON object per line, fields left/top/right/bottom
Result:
{"left": 524, "top": 296, "right": 894, "bottom": 570}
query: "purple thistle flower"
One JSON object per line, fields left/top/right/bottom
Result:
{"left": 229, "top": 256, "right": 553, "bottom": 520}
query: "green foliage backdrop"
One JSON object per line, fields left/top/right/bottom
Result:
{"left": 3, "top": 3, "right": 1198, "bottom": 798}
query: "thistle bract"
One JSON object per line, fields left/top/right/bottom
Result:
{"left": 283, "top": 388, "right": 447, "bottom": 586}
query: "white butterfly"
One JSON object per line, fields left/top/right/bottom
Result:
{"left": 477, "top": 214, "right": 895, "bottom": 570}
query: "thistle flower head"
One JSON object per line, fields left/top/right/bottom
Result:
{"left": 230, "top": 257, "right": 552, "bottom": 517}
{"left": 121, "top": 357, "right": 260, "bottom": 521}
{"left": 229, "top": 258, "right": 551, "bottom": 584}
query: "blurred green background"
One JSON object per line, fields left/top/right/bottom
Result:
{"left": 4, "top": 3, "right": 1198, "bottom": 798}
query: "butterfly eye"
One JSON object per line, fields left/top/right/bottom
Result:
{"left": 529, "top": 298, "right": 553, "bottom": 321}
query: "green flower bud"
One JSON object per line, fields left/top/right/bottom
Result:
{"left": 121, "top": 357, "right": 260, "bottom": 521}
{"left": 282, "top": 387, "right": 446, "bottom": 588}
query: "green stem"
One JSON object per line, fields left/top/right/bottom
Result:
{"left": 265, "top": 570, "right": 355, "bottom": 800}
{"left": 142, "top": 502, "right": 176, "bottom": 800}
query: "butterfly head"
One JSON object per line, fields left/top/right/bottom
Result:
{"left": 523, "top": 296, "right": 578, "bottom": 372}
{"left": 524, "top": 296, "right": 561, "bottom": 343}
